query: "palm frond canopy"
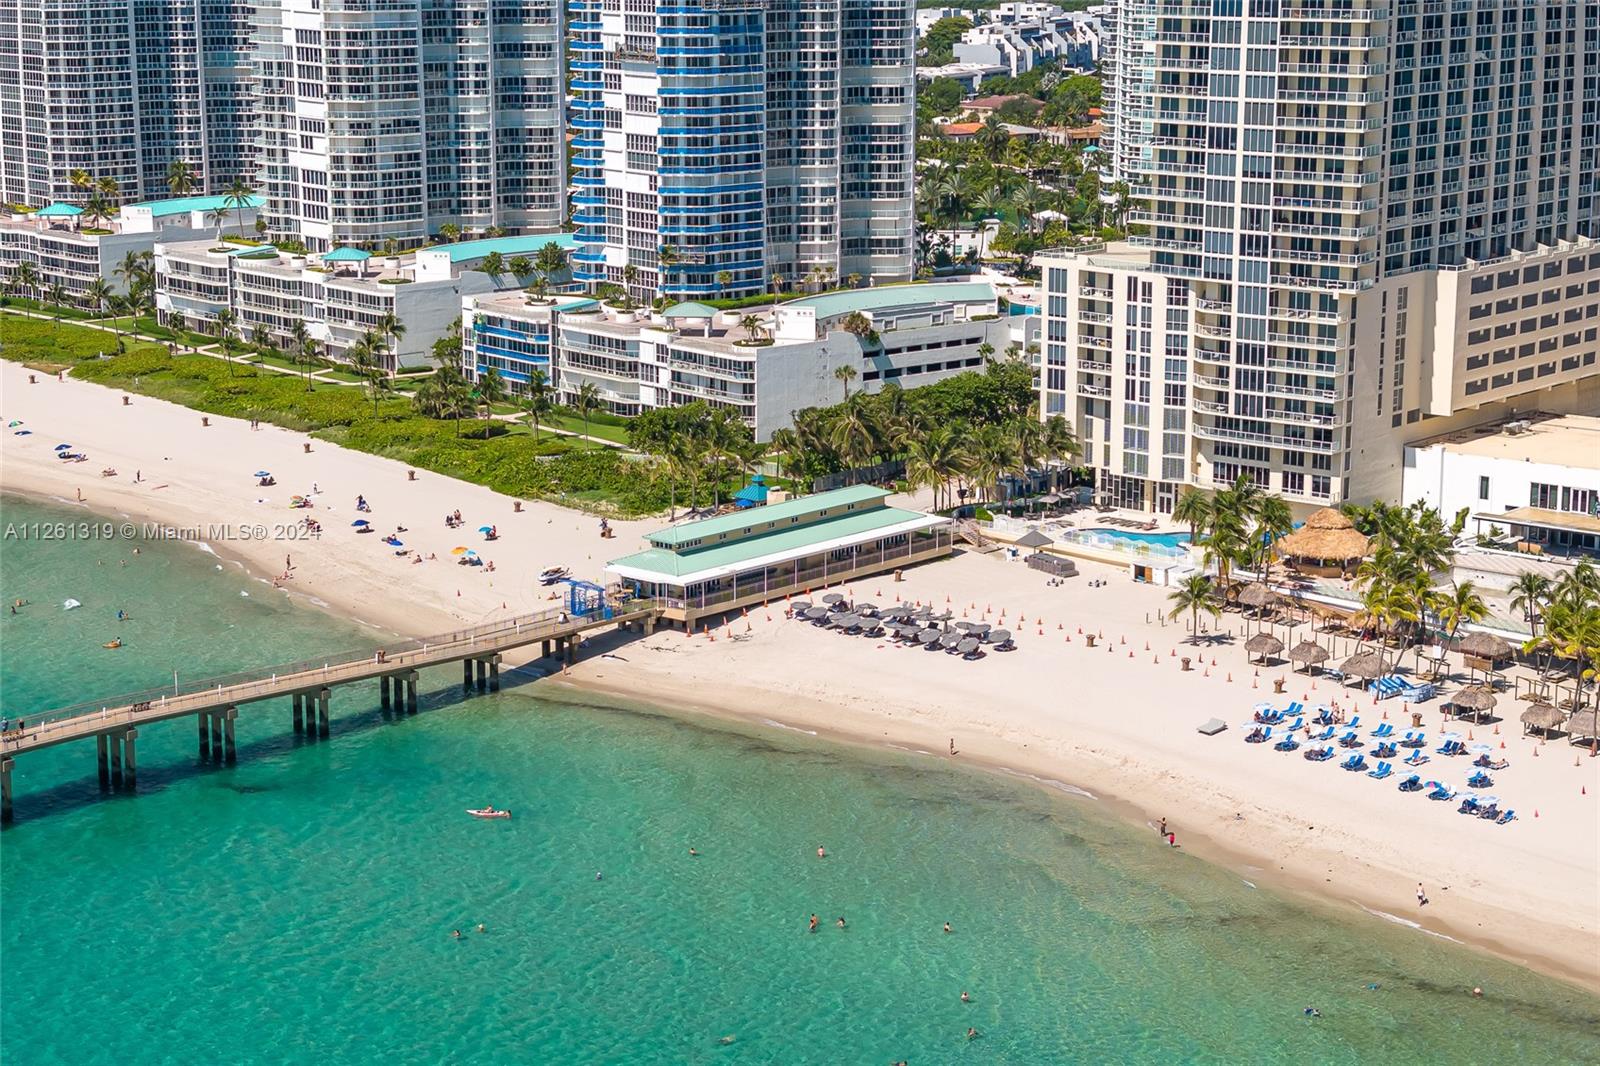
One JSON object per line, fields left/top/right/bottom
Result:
{"left": 1237, "top": 584, "right": 1280, "bottom": 608}
{"left": 1565, "top": 709, "right": 1598, "bottom": 738}
{"left": 1288, "top": 640, "right": 1329, "bottom": 664}
{"left": 1339, "top": 650, "right": 1384, "bottom": 678}
{"left": 1275, "top": 508, "right": 1370, "bottom": 562}
{"left": 1447, "top": 684, "right": 1497, "bottom": 712}
{"left": 1245, "top": 633, "right": 1284, "bottom": 656}
{"left": 1456, "top": 631, "right": 1515, "bottom": 660}
{"left": 1520, "top": 703, "right": 1565, "bottom": 730}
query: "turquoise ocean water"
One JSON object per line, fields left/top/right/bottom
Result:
{"left": 2, "top": 493, "right": 1597, "bottom": 1064}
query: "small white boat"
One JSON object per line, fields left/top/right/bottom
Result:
{"left": 466, "top": 808, "right": 511, "bottom": 820}
{"left": 63, "top": 598, "right": 82, "bottom": 610}
{"left": 538, "top": 566, "right": 569, "bottom": 586}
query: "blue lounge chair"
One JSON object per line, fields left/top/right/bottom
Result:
{"left": 1467, "top": 771, "right": 1493, "bottom": 789}
{"left": 1404, "top": 749, "right": 1429, "bottom": 766}
{"left": 1427, "top": 782, "right": 1455, "bottom": 801}
{"left": 1285, "top": 701, "right": 1305, "bottom": 718}
{"left": 1457, "top": 796, "right": 1481, "bottom": 815}
{"left": 1245, "top": 726, "right": 1271, "bottom": 744}
{"left": 1399, "top": 731, "right": 1426, "bottom": 748}
{"left": 1311, "top": 725, "right": 1335, "bottom": 742}
{"left": 1305, "top": 745, "right": 1335, "bottom": 762}
{"left": 1401, "top": 682, "right": 1436, "bottom": 703}
{"left": 1496, "top": 809, "right": 1515, "bottom": 824}
{"left": 1370, "top": 722, "right": 1395, "bottom": 739}
{"left": 1345, "top": 715, "right": 1361, "bottom": 730}
{"left": 1476, "top": 802, "right": 1501, "bottom": 821}
{"left": 1340, "top": 753, "right": 1368, "bottom": 772}
{"left": 1274, "top": 734, "right": 1301, "bottom": 752}
{"left": 1337, "top": 730, "right": 1361, "bottom": 748}
{"left": 1371, "top": 675, "right": 1407, "bottom": 700}
{"left": 1313, "top": 708, "right": 1335, "bottom": 726}
{"left": 1366, "top": 761, "right": 1393, "bottom": 780}
{"left": 1284, "top": 716, "right": 1304, "bottom": 733}
{"left": 1373, "top": 742, "right": 1398, "bottom": 760}
{"left": 1398, "top": 774, "right": 1423, "bottom": 792}
{"left": 1436, "top": 739, "right": 1464, "bottom": 756}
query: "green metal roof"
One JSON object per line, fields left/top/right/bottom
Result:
{"left": 645, "top": 485, "right": 889, "bottom": 549}
{"left": 611, "top": 504, "right": 930, "bottom": 579}
{"left": 36, "top": 202, "right": 81, "bottom": 217}
{"left": 226, "top": 244, "right": 278, "bottom": 258}
{"left": 663, "top": 301, "right": 718, "bottom": 318}
{"left": 785, "top": 282, "right": 997, "bottom": 321}
{"left": 439, "top": 232, "right": 577, "bottom": 264}
{"left": 322, "top": 246, "right": 371, "bottom": 262}
{"left": 124, "top": 193, "right": 265, "bottom": 218}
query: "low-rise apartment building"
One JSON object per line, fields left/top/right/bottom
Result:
{"left": 463, "top": 282, "right": 1031, "bottom": 439}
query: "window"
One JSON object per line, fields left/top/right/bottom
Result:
{"left": 1478, "top": 475, "right": 1489, "bottom": 501}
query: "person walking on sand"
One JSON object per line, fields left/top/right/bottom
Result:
{"left": 1158, "top": 817, "right": 1167, "bottom": 838}
{"left": 1417, "top": 883, "right": 1429, "bottom": 907}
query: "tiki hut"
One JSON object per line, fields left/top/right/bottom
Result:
{"left": 1245, "top": 632, "right": 1284, "bottom": 665}
{"left": 1456, "top": 631, "right": 1515, "bottom": 661}
{"left": 1520, "top": 703, "right": 1565, "bottom": 737}
{"left": 1274, "top": 508, "right": 1370, "bottom": 576}
{"left": 1237, "top": 583, "right": 1280, "bottom": 614}
{"left": 1446, "top": 684, "right": 1498, "bottom": 723}
{"left": 1566, "top": 708, "right": 1599, "bottom": 745}
{"left": 1338, "top": 650, "right": 1384, "bottom": 686}
{"left": 1288, "top": 639, "right": 1330, "bottom": 673}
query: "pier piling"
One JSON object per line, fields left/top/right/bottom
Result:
{"left": 198, "top": 711, "right": 211, "bottom": 761}
{"left": 122, "top": 729, "right": 138, "bottom": 790}
{"left": 109, "top": 732, "right": 123, "bottom": 788}
{"left": 317, "top": 688, "right": 330, "bottom": 738}
{"left": 97, "top": 734, "right": 110, "bottom": 789}
{"left": 475, "top": 659, "right": 487, "bottom": 693}
{"left": 489, "top": 655, "right": 501, "bottom": 693}
{"left": 542, "top": 639, "right": 550, "bottom": 658}
{"left": 463, "top": 660, "right": 473, "bottom": 694}
{"left": 210, "top": 713, "right": 223, "bottom": 762}
{"left": 1, "top": 758, "right": 13, "bottom": 824}
{"left": 404, "top": 671, "right": 419, "bottom": 714}
{"left": 293, "top": 694, "right": 304, "bottom": 735}
{"left": 223, "top": 707, "right": 237, "bottom": 765}
{"left": 380, "top": 676, "right": 391, "bottom": 711}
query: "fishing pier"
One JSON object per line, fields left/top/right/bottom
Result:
{"left": 0, "top": 596, "right": 659, "bottom": 823}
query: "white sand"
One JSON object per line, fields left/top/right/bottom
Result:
{"left": 4, "top": 360, "right": 1597, "bottom": 992}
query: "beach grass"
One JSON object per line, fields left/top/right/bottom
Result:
{"left": 0, "top": 313, "right": 681, "bottom": 515}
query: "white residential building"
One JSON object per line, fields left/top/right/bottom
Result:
{"left": 154, "top": 232, "right": 570, "bottom": 367}
{"left": 570, "top": 0, "right": 916, "bottom": 302}
{"left": 1042, "top": 1, "right": 1600, "bottom": 516}
{"left": 1404, "top": 413, "right": 1600, "bottom": 559}
{"left": 953, "top": 13, "right": 1099, "bottom": 77}
{"left": 463, "top": 282, "right": 1025, "bottom": 438}
{"left": 250, "top": 0, "right": 566, "bottom": 251}
{"left": 1, "top": 193, "right": 262, "bottom": 301}
{"left": 0, "top": 0, "right": 256, "bottom": 206}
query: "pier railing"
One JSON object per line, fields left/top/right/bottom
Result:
{"left": 4, "top": 602, "right": 656, "bottom": 743}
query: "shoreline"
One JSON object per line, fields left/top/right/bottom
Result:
{"left": 3, "top": 359, "right": 1596, "bottom": 997}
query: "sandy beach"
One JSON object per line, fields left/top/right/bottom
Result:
{"left": 3, "top": 359, "right": 1597, "bottom": 993}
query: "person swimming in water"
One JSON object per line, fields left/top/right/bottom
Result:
{"left": 836, "top": 917, "right": 846, "bottom": 929}
{"left": 808, "top": 914, "right": 818, "bottom": 932}
{"left": 816, "top": 845, "right": 827, "bottom": 859}
{"left": 966, "top": 1028, "right": 980, "bottom": 1040}
{"left": 688, "top": 847, "right": 699, "bottom": 857}
{"left": 1303, "top": 1006, "right": 1320, "bottom": 1017}
{"left": 944, "top": 922, "right": 952, "bottom": 934}
{"left": 960, "top": 991, "right": 970, "bottom": 1003}
{"left": 451, "top": 929, "right": 462, "bottom": 939}
{"left": 476, "top": 924, "right": 485, "bottom": 934}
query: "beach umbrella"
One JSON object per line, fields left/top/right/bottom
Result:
{"left": 386, "top": 539, "right": 404, "bottom": 548}
{"left": 1244, "top": 633, "right": 1284, "bottom": 663}
{"left": 54, "top": 443, "right": 71, "bottom": 451}
{"left": 451, "top": 546, "right": 468, "bottom": 555}
{"left": 856, "top": 602, "right": 877, "bottom": 615}
{"left": 1338, "top": 650, "right": 1384, "bottom": 681}
{"left": 939, "top": 631, "right": 963, "bottom": 649}
{"left": 957, "top": 637, "right": 980, "bottom": 656}
{"left": 7, "top": 420, "right": 22, "bottom": 427}
{"left": 804, "top": 606, "right": 829, "bottom": 620}
{"left": 351, "top": 519, "right": 370, "bottom": 527}
{"left": 255, "top": 470, "right": 272, "bottom": 478}
{"left": 479, "top": 525, "right": 494, "bottom": 533}
{"left": 822, "top": 593, "right": 845, "bottom": 605}
{"left": 1237, "top": 584, "right": 1280, "bottom": 613}
{"left": 916, "top": 628, "right": 941, "bottom": 644}
{"left": 988, "top": 628, "right": 1012, "bottom": 644}
{"left": 465, "top": 549, "right": 478, "bottom": 556}
{"left": 1015, "top": 529, "right": 1054, "bottom": 549}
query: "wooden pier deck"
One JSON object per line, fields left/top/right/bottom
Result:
{"left": 0, "top": 601, "right": 660, "bottom": 821}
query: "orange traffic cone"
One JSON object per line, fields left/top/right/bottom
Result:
{"left": 1227, "top": 673, "right": 1233, "bottom": 683}
{"left": 1204, "top": 667, "right": 1210, "bottom": 677}
{"left": 1129, "top": 650, "right": 1135, "bottom": 659}
{"left": 1252, "top": 677, "right": 1258, "bottom": 689}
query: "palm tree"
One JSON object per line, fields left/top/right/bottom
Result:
{"left": 8, "top": 259, "right": 39, "bottom": 302}
{"left": 524, "top": 368, "right": 555, "bottom": 440}
{"left": 716, "top": 270, "right": 732, "bottom": 299}
{"left": 738, "top": 314, "right": 764, "bottom": 344}
{"left": 82, "top": 276, "right": 112, "bottom": 318}
{"left": 1249, "top": 494, "right": 1295, "bottom": 578}
{"left": 208, "top": 206, "right": 229, "bottom": 242}
{"left": 833, "top": 363, "right": 858, "bottom": 400}
{"left": 68, "top": 168, "right": 92, "bottom": 204}
{"left": 480, "top": 251, "right": 506, "bottom": 287}
{"left": 223, "top": 179, "right": 255, "bottom": 237}
{"left": 534, "top": 240, "right": 568, "bottom": 295}
{"left": 289, "top": 319, "right": 316, "bottom": 390}
{"left": 475, "top": 366, "right": 506, "bottom": 439}
{"left": 977, "top": 114, "right": 1010, "bottom": 163}
{"left": 657, "top": 244, "right": 681, "bottom": 301}
{"left": 508, "top": 255, "right": 532, "bottom": 283}
{"left": 214, "top": 309, "right": 239, "bottom": 377}
{"left": 95, "top": 175, "right": 119, "bottom": 207}
{"left": 82, "top": 193, "right": 111, "bottom": 231}
{"left": 375, "top": 310, "right": 406, "bottom": 373}
{"left": 439, "top": 222, "right": 460, "bottom": 243}
{"left": 44, "top": 283, "right": 66, "bottom": 328}
{"left": 846, "top": 272, "right": 863, "bottom": 290}
{"left": 1436, "top": 581, "right": 1488, "bottom": 642}
{"left": 1509, "top": 572, "right": 1551, "bottom": 634}
{"left": 904, "top": 423, "right": 965, "bottom": 511}
{"left": 346, "top": 332, "right": 389, "bottom": 416}
{"left": 1168, "top": 574, "right": 1221, "bottom": 642}
{"left": 767, "top": 426, "right": 799, "bottom": 479}
{"left": 166, "top": 159, "right": 197, "bottom": 197}
{"left": 829, "top": 393, "right": 879, "bottom": 468}
{"left": 250, "top": 323, "right": 275, "bottom": 364}
{"left": 574, "top": 381, "right": 602, "bottom": 440}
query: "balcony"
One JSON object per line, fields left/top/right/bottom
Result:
{"left": 1077, "top": 334, "right": 1112, "bottom": 350}
{"left": 1191, "top": 423, "right": 1338, "bottom": 452}
{"left": 1079, "top": 286, "right": 1112, "bottom": 299}
{"left": 1077, "top": 382, "right": 1110, "bottom": 397}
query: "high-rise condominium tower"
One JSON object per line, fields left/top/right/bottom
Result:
{"left": 0, "top": 0, "right": 254, "bottom": 205}
{"left": 252, "top": 0, "right": 565, "bottom": 251}
{"left": 569, "top": 0, "right": 916, "bottom": 299}
{"left": 1042, "top": 0, "right": 1599, "bottom": 513}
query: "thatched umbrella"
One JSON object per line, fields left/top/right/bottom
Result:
{"left": 1456, "top": 631, "right": 1515, "bottom": 661}
{"left": 1520, "top": 703, "right": 1564, "bottom": 736}
{"left": 1245, "top": 632, "right": 1283, "bottom": 664}
{"left": 1275, "top": 507, "right": 1370, "bottom": 567}
{"left": 1288, "top": 639, "right": 1329, "bottom": 673}
{"left": 1237, "top": 583, "right": 1280, "bottom": 616}
{"left": 1447, "top": 684, "right": 1497, "bottom": 722}
{"left": 1339, "top": 650, "right": 1384, "bottom": 685}
{"left": 1566, "top": 708, "right": 1599, "bottom": 743}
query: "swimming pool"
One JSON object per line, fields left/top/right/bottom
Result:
{"left": 1059, "top": 527, "right": 1192, "bottom": 559}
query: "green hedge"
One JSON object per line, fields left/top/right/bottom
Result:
{"left": 0, "top": 313, "right": 160, "bottom": 366}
